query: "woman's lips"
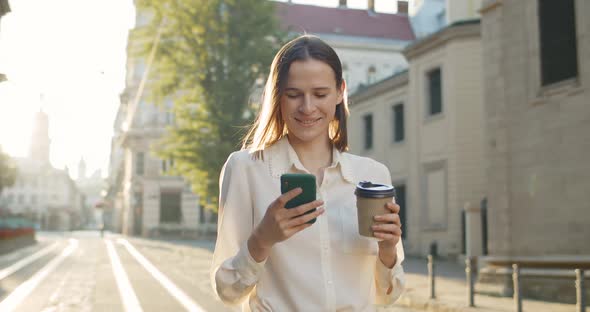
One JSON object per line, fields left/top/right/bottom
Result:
{"left": 294, "top": 117, "right": 322, "bottom": 126}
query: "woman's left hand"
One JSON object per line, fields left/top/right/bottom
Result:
{"left": 372, "top": 201, "right": 402, "bottom": 268}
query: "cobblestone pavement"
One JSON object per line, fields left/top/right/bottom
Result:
{"left": 0, "top": 231, "right": 231, "bottom": 312}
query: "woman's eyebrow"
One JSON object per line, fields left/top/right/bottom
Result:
{"left": 284, "top": 87, "right": 331, "bottom": 91}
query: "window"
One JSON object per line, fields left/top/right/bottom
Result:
{"left": 538, "top": 0, "right": 578, "bottom": 86}
{"left": 367, "top": 66, "right": 377, "bottom": 84}
{"left": 160, "top": 192, "right": 182, "bottom": 223}
{"left": 363, "top": 114, "right": 373, "bottom": 150}
{"left": 392, "top": 103, "right": 404, "bottom": 142}
{"left": 427, "top": 68, "right": 442, "bottom": 116}
{"left": 135, "top": 152, "right": 145, "bottom": 176}
{"left": 161, "top": 158, "right": 175, "bottom": 173}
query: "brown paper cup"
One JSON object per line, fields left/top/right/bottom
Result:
{"left": 354, "top": 181, "right": 396, "bottom": 238}
{"left": 356, "top": 196, "right": 392, "bottom": 237}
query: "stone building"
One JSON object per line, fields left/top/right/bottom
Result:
{"left": 348, "top": 0, "right": 589, "bottom": 302}
{"left": 0, "top": 110, "right": 84, "bottom": 231}
{"left": 104, "top": 8, "right": 212, "bottom": 238}
{"left": 477, "top": 0, "right": 590, "bottom": 302}
{"left": 348, "top": 19, "right": 483, "bottom": 257}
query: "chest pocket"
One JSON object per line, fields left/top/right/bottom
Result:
{"left": 338, "top": 201, "right": 379, "bottom": 255}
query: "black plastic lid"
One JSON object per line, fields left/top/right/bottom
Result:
{"left": 354, "top": 181, "right": 396, "bottom": 198}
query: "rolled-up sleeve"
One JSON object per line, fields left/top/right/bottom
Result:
{"left": 372, "top": 160, "right": 406, "bottom": 305}
{"left": 211, "top": 152, "right": 266, "bottom": 306}
{"left": 375, "top": 242, "right": 406, "bottom": 304}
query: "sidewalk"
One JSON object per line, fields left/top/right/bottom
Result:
{"left": 383, "top": 257, "right": 580, "bottom": 312}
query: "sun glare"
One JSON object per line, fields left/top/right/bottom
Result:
{"left": 0, "top": 0, "right": 135, "bottom": 178}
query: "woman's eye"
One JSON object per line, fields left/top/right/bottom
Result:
{"left": 286, "top": 94, "right": 300, "bottom": 99}
{"left": 315, "top": 94, "right": 327, "bottom": 98}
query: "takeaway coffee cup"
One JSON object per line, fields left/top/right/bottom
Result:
{"left": 355, "top": 181, "right": 396, "bottom": 238}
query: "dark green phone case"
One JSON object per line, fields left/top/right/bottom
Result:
{"left": 280, "top": 173, "right": 317, "bottom": 224}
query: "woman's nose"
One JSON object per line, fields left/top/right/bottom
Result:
{"left": 298, "top": 95, "right": 316, "bottom": 114}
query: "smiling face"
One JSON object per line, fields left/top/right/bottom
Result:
{"left": 280, "top": 59, "right": 344, "bottom": 148}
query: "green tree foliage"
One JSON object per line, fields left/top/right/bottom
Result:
{"left": 0, "top": 146, "right": 17, "bottom": 195}
{"left": 133, "top": 0, "right": 285, "bottom": 211}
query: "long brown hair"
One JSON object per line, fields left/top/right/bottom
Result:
{"left": 242, "top": 35, "right": 349, "bottom": 155}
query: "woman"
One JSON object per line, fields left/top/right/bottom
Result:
{"left": 211, "top": 35, "right": 405, "bottom": 311}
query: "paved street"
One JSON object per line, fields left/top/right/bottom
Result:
{"left": 0, "top": 231, "right": 233, "bottom": 312}
{"left": 0, "top": 232, "right": 419, "bottom": 312}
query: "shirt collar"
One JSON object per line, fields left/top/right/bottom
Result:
{"left": 266, "top": 136, "right": 355, "bottom": 183}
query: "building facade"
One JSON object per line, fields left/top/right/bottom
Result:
{"left": 477, "top": 0, "right": 590, "bottom": 302}
{"left": 104, "top": 8, "right": 213, "bottom": 238}
{"left": 0, "top": 111, "right": 84, "bottom": 231}
{"left": 349, "top": 20, "right": 484, "bottom": 257}
{"left": 348, "top": 0, "right": 589, "bottom": 302}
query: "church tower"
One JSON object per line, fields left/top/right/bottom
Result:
{"left": 29, "top": 109, "right": 51, "bottom": 164}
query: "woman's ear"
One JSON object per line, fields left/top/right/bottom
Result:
{"left": 337, "top": 79, "right": 346, "bottom": 104}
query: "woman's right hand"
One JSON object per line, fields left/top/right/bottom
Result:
{"left": 248, "top": 188, "right": 325, "bottom": 262}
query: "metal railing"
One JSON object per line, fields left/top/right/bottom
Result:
{"left": 424, "top": 254, "right": 587, "bottom": 311}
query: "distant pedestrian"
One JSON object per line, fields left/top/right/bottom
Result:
{"left": 211, "top": 35, "right": 405, "bottom": 311}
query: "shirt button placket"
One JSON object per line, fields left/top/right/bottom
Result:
{"left": 318, "top": 188, "right": 336, "bottom": 311}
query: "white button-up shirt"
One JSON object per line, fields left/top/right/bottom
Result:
{"left": 211, "top": 137, "right": 405, "bottom": 311}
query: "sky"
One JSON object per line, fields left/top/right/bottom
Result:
{"left": 0, "top": 0, "right": 397, "bottom": 180}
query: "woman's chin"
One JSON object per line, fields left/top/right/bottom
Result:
{"left": 287, "top": 131, "right": 328, "bottom": 145}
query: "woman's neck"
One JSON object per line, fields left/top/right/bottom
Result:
{"left": 287, "top": 134, "right": 333, "bottom": 177}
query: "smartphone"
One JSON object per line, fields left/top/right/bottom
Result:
{"left": 280, "top": 173, "right": 317, "bottom": 224}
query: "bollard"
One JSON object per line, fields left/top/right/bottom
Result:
{"left": 428, "top": 255, "right": 435, "bottom": 299}
{"left": 465, "top": 257, "right": 475, "bottom": 307}
{"left": 576, "top": 269, "right": 585, "bottom": 312}
{"left": 513, "top": 264, "right": 522, "bottom": 312}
